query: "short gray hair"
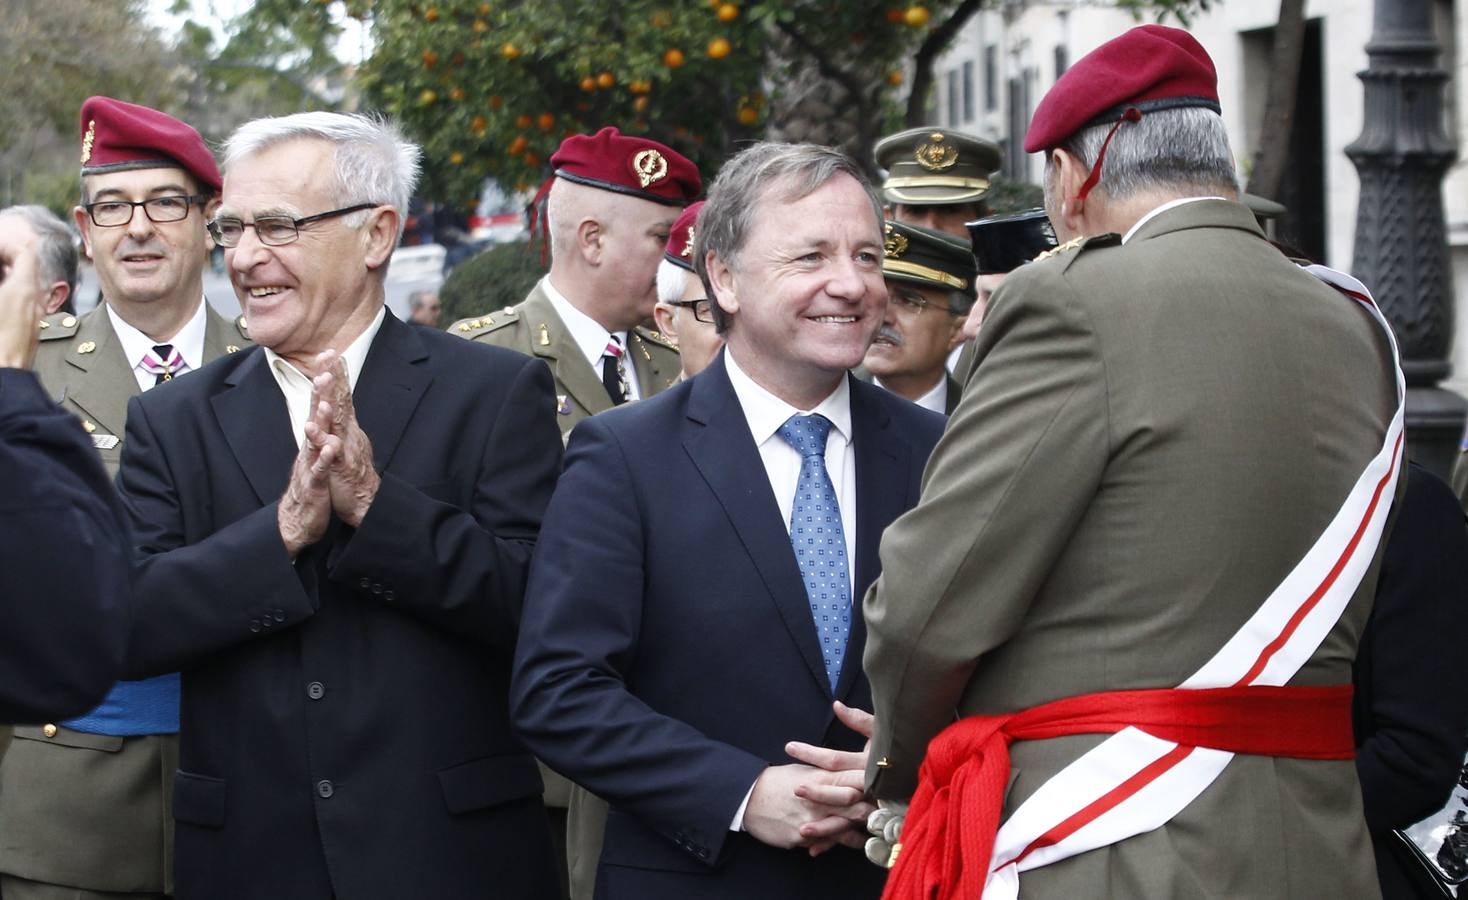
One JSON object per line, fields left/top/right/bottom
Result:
{"left": 695, "top": 142, "right": 882, "bottom": 333}
{"left": 1050, "top": 106, "right": 1239, "bottom": 203}
{"left": 655, "top": 258, "right": 694, "bottom": 304}
{"left": 222, "top": 112, "right": 421, "bottom": 237}
{"left": 0, "top": 205, "right": 78, "bottom": 295}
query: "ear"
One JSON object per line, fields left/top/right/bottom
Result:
{"left": 363, "top": 206, "right": 400, "bottom": 271}
{"left": 577, "top": 217, "right": 604, "bottom": 265}
{"left": 1051, "top": 148, "right": 1089, "bottom": 224}
{"left": 652, "top": 303, "right": 679, "bottom": 344}
{"left": 202, "top": 197, "right": 221, "bottom": 248}
{"left": 41, "top": 281, "right": 71, "bottom": 316}
{"left": 72, "top": 206, "right": 94, "bottom": 260}
{"left": 946, "top": 313, "right": 968, "bottom": 351}
{"left": 705, "top": 251, "right": 739, "bottom": 320}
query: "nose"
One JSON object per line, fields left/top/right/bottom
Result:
{"left": 124, "top": 206, "right": 157, "bottom": 242}
{"left": 825, "top": 255, "right": 871, "bottom": 302}
{"left": 228, "top": 226, "right": 268, "bottom": 275}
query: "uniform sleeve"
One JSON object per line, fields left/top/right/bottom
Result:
{"left": 325, "top": 356, "right": 563, "bottom": 651}
{"left": 0, "top": 369, "right": 130, "bottom": 721}
{"left": 510, "top": 415, "right": 768, "bottom": 865}
{"left": 862, "top": 268, "right": 1111, "bottom": 800}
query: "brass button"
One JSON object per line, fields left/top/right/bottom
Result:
{"left": 42, "top": 724, "right": 57, "bottom": 738}
{"left": 876, "top": 756, "right": 891, "bottom": 768}
{"left": 61, "top": 315, "right": 77, "bottom": 328}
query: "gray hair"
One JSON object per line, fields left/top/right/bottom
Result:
{"left": 694, "top": 142, "right": 882, "bottom": 333}
{"left": 222, "top": 112, "right": 421, "bottom": 238}
{"left": 1049, "top": 106, "right": 1239, "bottom": 203}
{"left": 655, "top": 258, "right": 694, "bottom": 305}
{"left": 0, "top": 205, "right": 78, "bottom": 295}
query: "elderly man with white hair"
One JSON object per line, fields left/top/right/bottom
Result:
{"left": 651, "top": 201, "right": 722, "bottom": 381}
{"left": 114, "top": 111, "right": 565, "bottom": 899}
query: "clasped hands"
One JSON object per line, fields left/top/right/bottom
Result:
{"left": 278, "top": 350, "right": 379, "bottom": 558}
{"left": 743, "top": 700, "right": 877, "bottom": 857}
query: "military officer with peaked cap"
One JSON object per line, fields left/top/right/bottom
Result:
{"left": 874, "top": 127, "right": 1001, "bottom": 240}
{"left": 451, "top": 127, "right": 693, "bottom": 437}
{"left": 0, "top": 96, "right": 249, "bottom": 900}
{"left": 862, "top": 221, "right": 976, "bottom": 414}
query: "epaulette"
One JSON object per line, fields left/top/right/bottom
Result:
{"left": 450, "top": 306, "right": 520, "bottom": 339}
{"left": 38, "top": 312, "right": 81, "bottom": 341}
{"left": 634, "top": 326, "right": 680, "bottom": 353}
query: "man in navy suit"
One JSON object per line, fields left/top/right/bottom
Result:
{"left": 512, "top": 142, "right": 946, "bottom": 899}
{"left": 115, "top": 112, "right": 563, "bottom": 898}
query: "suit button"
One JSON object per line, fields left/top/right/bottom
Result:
{"left": 306, "top": 681, "right": 325, "bottom": 701}
{"left": 696, "top": 847, "right": 708, "bottom": 859}
{"left": 316, "top": 780, "right": 334, "bottom": 799}
{"left": 42, "top": 724, "right": 57, "bottom": 738}
{"left": 371, "top": 583, "right": 383, "bottom": 595}
{"left": 248, "top": 618, "right": 261, "bottom": 633}
{"left": 273, "top": 609, "right": 285, "bottom": 622}
{"left": 358, "top": 577, "right": 371, "bottom": 589}
{"left": 382, "top": 590, "right": 395, "bottom": 602}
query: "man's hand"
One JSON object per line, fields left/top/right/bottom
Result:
{"left": 307, "top": 352, "right": 379, "bottom": 528}
{"left": 278, "top": 381, "right": 340, "bottom": 558}
{"left": 744, "top": 703, "right": 879, "bottom": 855}
{"left": 0, "top": 236, "right": 44, "bottom": 369}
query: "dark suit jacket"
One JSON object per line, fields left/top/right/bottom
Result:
{"left": 0, "top": 369, "right": 129, "bottom": 723}
{"left": 511, "top": 353, "right": 945, "bottom": 900}
{"left": 1354, "top": 463, "right": 1468, "bottom": 899}
{"left": 116, "top": 312, "right": 564, "bottom": 899}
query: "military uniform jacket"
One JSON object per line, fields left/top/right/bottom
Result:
{"left": 0, "top": 300, "right": 249, "bottom": 895}
{"left": 114, "top": 313, "right": 563, "bottom": 899}
{"left": 29, "top": 302, "right": 250, "bottom": 477}
{"left": 864, "top": 200, "right": 1398, "bottom": 898}
{"left": 452, "top": 279, "right": 679, "bottom": 435}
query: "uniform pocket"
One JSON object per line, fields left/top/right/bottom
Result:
{"left": 11, "top": 725, "right": 124, "bottom": 752}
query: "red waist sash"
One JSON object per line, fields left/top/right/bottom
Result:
{"left": 880, "top": 683, "right": 1355, "bottom": 900}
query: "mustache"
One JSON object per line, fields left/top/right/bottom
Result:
{"left": 875, "top": 325, "right": 903, "bottom": 346}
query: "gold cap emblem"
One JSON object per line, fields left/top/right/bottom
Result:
{"left": 632, "top": 149, "right": 668, "bottom": 188}
{"left": 914, "top": 132, "right": 958, "bottom": 172}
{"left": 883, "top": 223, "right": 908, "bottom": 258}
{"left": 681, "top": 225, "right": 695, "bottom": 258}
{"left": 80, "top": 120, "right": 96, "bottom": 165}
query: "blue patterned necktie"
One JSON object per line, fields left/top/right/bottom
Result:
{"left": 776, "top": 413, "right": 850, "bottom": 692}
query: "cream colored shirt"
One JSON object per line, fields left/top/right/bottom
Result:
{"left": 263, "top": 306, "right": 386, "bottom": 448}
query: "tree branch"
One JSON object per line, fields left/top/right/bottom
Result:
{"left": 906, "top": 0, "right": 985, "bottom": 126}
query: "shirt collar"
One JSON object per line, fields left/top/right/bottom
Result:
{"left": 1122, "top": 196, "right": 1226, "bottom": 244}
{"left": 542, "top": 276, "right": 625, "bottom": 368}
{"left": 724, "top": 348, "right": 852, "bottom": 448}
{"left": 105, "top": 296, "right": 208, "bottom": 371}
{"left": 262, "top": 305, "right": 387, "bottom": 394}
{"left": 874, "top": 373, "right": 947, "bottom": 414}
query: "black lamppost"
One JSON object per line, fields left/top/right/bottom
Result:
{"left": 1345, "top": 0, "right": 1464, "bottom": 478}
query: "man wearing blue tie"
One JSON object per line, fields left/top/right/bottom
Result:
{"left": 512, "top": 142, "right": 945, "bottom": 899}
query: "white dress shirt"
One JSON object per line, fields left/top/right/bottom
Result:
{"left": 723, "top": 348, "right": 858, "bottom": 830}
{"left": 106, "top": 298, "right": 208, "bottom": 393}
{"left": 542, "top": 277, "right": 643, "bottom": 401}
{"left": 264, "top": 306, "right": 386, "bottom": 448}
{"left": 874, "top": 374, "right": 947, "bottom": 415}
{"left": 1123, "top": 196, "right": 1226, "bottom": 244}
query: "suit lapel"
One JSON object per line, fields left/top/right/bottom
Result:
{"left": 213, "top": 349, "right": 297, "bottom": 505}
{"left": 836, "top": 378, "right": 909, "bottom": 700}
{"left": 683, "top": 355, "right": 833, "bottom": 695}
{"left": 63, "top": 307, "right": 136, "bottom": 438}
{"left": 521, "top": 286, "right": 611, "bottom": 418}
{"left": 351, "top": 313, "right": 431, "bottom": 471}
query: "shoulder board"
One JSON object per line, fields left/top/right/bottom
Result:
{"left": 451, "top": 306, "right": 520, "bottom": 339}
{"left": 633, "top": 326, "right": 679, "bottom": 353}
{"left": 38, "top": 312, "right": 81, "bottom": 341}
{"left": 1030, "top": 232, "right": 1121, "bottom": 265}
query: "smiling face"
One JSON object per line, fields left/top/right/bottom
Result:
{"left": 864, "top": 281, "right": 963, "bottom": 396}
{"left": 75, "top": 167, "right": 212, "bottom": 311}
{"left": 220, "top": 138, "right": 391, "bottom": 361}
{"left": 708, "top": 173, "right": 887, "bottom": 409}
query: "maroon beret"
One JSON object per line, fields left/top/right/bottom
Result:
{"left": 663, "top": 201, "right": 705, "bottom": 271}
{"left": 551, "top": 127, "right": 701, "bottom": 206}
{"left": 79, "top": 96, "right": 221, "bottom": 193}
{"left": 1024, "top": 25, "right": 1219, "bottom": 153}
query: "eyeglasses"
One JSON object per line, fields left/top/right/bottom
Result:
{"left": 83, "top": 195, "right": 206, "bottom": 228}
{"left": 891, "top": 290, "right": 957, "bottom": 316}
{"left": 667, "top": 298, "right": 714, "bottom": 324}
{"left": 208, "top": 203, "right": 378, "bottom": 248}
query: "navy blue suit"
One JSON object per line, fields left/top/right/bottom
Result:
{"left": 511, "top": 352, "right": 944, "bottom": 900}
{"left": 0, "top": 369, "right": 130, "bottom": 723}
{"left": 116, "top": 313, "right": 563, "bottom": 899}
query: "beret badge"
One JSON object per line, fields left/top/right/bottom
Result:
{"left": 80, "top": 120, "right": 96, "bottom": 165}
{"left": 632, "top": 148, "right": 668, "bottom": 188}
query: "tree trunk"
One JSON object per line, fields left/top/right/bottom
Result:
{"left": 905, "top": 0, "right": 984, "bottom": 126}
{"left": 1246, "top": 0, "right": 1308, "bottom": 200}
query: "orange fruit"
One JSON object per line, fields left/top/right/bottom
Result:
{"left": 424, "top": 6, "right": 439, "bottom": 22}
{"left": 509, "top": 136, "right": 528, "bottom": 155}
{"left": 470, "top": 115, "right": 489, "bottom": 134}
{"left": 633, "top": 96, "right": 650, "bottom": 113}
{"left": 419, "top": 89, "right": 438, "bottom": 104}
{"left": 716, "top": 3, "right": 738, "bottom": 21}
{"left": 500, "top": 42, "right": 520, "bottom": 60}
{"left": 886, "top": 69, "right": 904, "bottom": 86}
{"left": 737, "top": 106, "right": 758, "bottom": 125}
{"left": 650, "top": 9, "right": 672, "bottom": 27}
{"left": 537, "top": 112, "right": 555, "bottom": 131}
{"left": 515, "top": 114, "right": 532, "bottom": 128}
{"left": 707, "top": 37, "right": 731, "bottom": 59}
{"left": 524, "top": 152, "right": 541, "bottom": 167}
{"left": 885, "top": 8, "right": 904, "bottom": 23}
{"left": 489, "top": 94, "right": 504, "bottom": 109}
{"left": 904, "top": 5, "right": 929, "bottom": 26}
{"left": 477, "top": 2, "right": 490, "bottom": 13}
{"left": 472, "top": 18, "right": 488, "bottom": 32}
{"left": 421, "top": 49, "right": 439, "bottom": 68}
{"left": 580, "top": 76, "right": 597, "bottom": 92}
{"left": 597, "top": 71, "right": 615, "bottom": 89}
{"left": 448, "top": 86, "right": 465, "bottom": 101}
{"left": 629, "top": 79, "right": 650, "bottom": 94}
{"left": 663, "top": 48, "right": 685, "bottom": 67}
{"left": 449, "top": 151, "right": 464, "bottom": 165}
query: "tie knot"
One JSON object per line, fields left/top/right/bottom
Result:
{"left": 603, "top": 335, "right": 624, "bottom": 359}
{"left": 777, "top": 414, "right": 834, "bottom": 458}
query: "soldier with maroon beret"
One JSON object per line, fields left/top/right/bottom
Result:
{"left": 652, "top": 201, "right": 722, "bottom": 381}
{"left": 0, "top": 96, "right": 249, "bottom": 900}
{"left": 451, "top": 127, "right": 698, "bottom": 436}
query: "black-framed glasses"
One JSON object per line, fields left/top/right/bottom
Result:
{"left": 208, "top": 203, "right": 378, "bottom": 248}
{"left": 84, "top": 195, "right": 207, "bottom": 228}
{"left": 667, "top": 298, "right": 714, "bottom": 324}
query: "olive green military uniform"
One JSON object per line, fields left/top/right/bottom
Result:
{"left": 451, "top": 279, "right": 679, "bottom": 438}
{"left": 453, "top": 278, "right": 677, "bottom": 900}
{"left": 0, "top": 302, "right": 249, "bottom": 899}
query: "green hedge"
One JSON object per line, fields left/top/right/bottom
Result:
{"left": 440, "top": 241, "right": 548, "bottom": 324}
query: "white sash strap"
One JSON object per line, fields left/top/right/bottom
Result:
{"left": 984, "top": 265, "right": 1406, "bottom": 897}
